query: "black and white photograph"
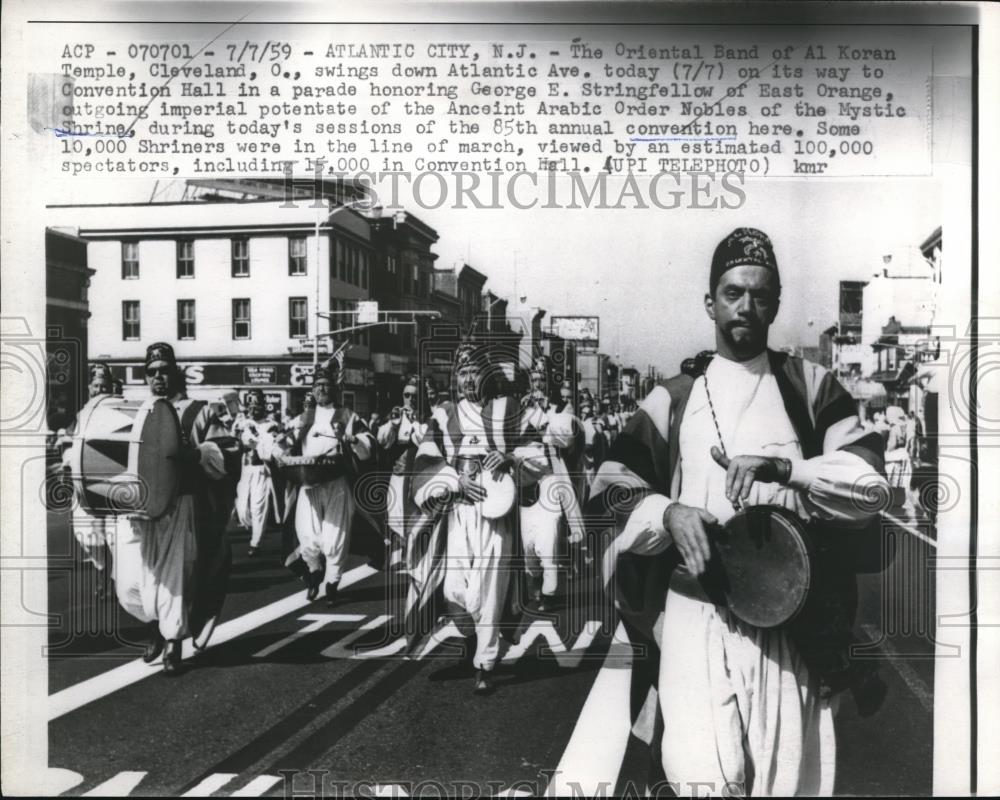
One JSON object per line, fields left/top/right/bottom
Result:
{"left": 1, "top": 2, "right": 997, "bottom": 797}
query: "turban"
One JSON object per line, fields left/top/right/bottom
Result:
{"left": 710, "top": 227, "right": 779, "bottom": 294}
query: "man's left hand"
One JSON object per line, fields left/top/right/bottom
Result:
{"left": 482, "top": 450, "right": 512, "bottom": 476}
{"left": 710, "top": 446, "right": 792, "bottom": 506}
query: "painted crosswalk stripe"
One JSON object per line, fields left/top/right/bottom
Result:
{"left": 49, "top": 564, "right": 378, "bottom": 721}
{"left": 81, "top": 771, "right": 147, "bottom": 796}
{"left": 230, "top": 774, "right": 283, "bottom": 796}
{"left": 180, "top": 772, "right": 237, "bottom": 796}
{"left": 550, "top": 622, "right": 633, "bottom": 796}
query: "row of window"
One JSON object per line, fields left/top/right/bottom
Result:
{"left": 121, "top": 298, "right": 310, "bottom": 342}
{"left": 121, "top": 237, "right": 312, "bottom": 280}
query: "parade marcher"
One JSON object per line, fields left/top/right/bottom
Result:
{"left": 579, "top": 399, "right": 607, "bottom": 497}
{"left": 113, "top": 342, "right": 232, "bottom": 675}
{"left": 291, "top": 362, "right": 375, "bottom": 605}
{"left": 233, "top": 389, "right": 282, "bottom": 557}
{"left": 590, "top": 228, "right": 890, "bottom": 795}
{"left": 517, "top": 357, "right": 586, "bottom": 610}
{"left": 378, "top": 374, "right": 430, "bottom": 571}
{"left": 404, "top": 342, "right": 525, "bottom": 694}
{"left": 61, "top": 362, "right": 116, "bottom": 580}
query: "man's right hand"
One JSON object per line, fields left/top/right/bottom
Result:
{"left": 662, "top": 502, "right": 717, "bottom": 576}
{"left": 457, "top": 472, "right": 486, "bottom": 504}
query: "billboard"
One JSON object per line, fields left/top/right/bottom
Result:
{"left": 548, "top": 316, "right": 599, "bottom": 347}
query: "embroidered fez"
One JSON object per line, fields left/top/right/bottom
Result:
{"left": 145, "top": 342, "right": 176, "bottom": 368}
{"left": 710, "top": 228, "right": 779, "bottom": 293}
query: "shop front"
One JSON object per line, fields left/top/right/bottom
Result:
{"left": 104, "top": 357, "right": 373, "bottom": 419}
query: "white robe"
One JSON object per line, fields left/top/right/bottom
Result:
{"left": 617, "top": 352, "right": 887, "bottom": 797}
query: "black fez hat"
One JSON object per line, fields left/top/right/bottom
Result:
{"left": 89, "top": 362, "right": 113, "bottom": 382}
{"left": 245, "top": 388, "right": 265, "bottom": 404}
{"left": 710, "top": 228, "right": 779, "bottom": 294}
{"left": 145, "top": 342, "right": 176, "bottom": 369}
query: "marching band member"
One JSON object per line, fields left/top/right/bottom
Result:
{"left": 406, "top": 342, "right": 523, "bottom": 695}
{"left": 234, "top": 389, "right": 282, "bottom": 557}
{"left": 377, "top": 374, "right": 429, "bottom": 571}
{"left": 590, "top": 229, "right": 889, "bottom": 795}
{"left": 113, "top": 342, "right": 231, "bottom": 676}
{"left": 61, "top": 362, "right": 117, "bottom": 581}
{"left": 293, "top": 362, "right": 375, "bottom": 606}
{"left": 517, "top": 357, "right": 586, "bottom": 611}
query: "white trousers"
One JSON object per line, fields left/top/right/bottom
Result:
{"left": 113, "top": 496, "right": 198, "bottom": 640}
{"left": 295, "top": 477, "right": 354, "bottom": 585}
{"left": 520, "top": 496, "right": 560, "bottom": 596}
{"left": 236, "top": 463, "right": 275, "bottom": 546}
{"left": 443, "top": 502, "right": 512, "bottom": 671}
{"left": 71, "top": 506, "right": 112, "bottom": 570}
{"left": 659, "top": 591, "right": 836, "bottom": 797}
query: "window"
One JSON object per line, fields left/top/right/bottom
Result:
{"left": 232, "top": 298, "right": 251, "bottom": 339}
{"left": 289, "top": 296, "right": 308, "bottom": 338}
{"left": 177, "top": 299, "right": 196, "bottom": 340}
{"left": 351, "top": 249, "right": 359, "bottom": 286}
{"left": 289, "top": 237, "right": 307, "bottom": 276}
{"left": 176, "top": 240, "right": 195, "bottom": 278}
{"left": 231, "top": 239, "right": 250, "bottom": 277}
{"left": 122, "top": 242, "right": 139, "bottom": 279}
{"left": 387, "top": 253, "right": 397, "bottom": 274}
{"left": 122, "top": 300, "right": 140, "bottom": 340}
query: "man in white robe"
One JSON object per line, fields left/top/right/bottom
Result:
{"left": 234, "top": 389, "right": 281, "bottom": 557}
{"left": 293, "top": 367, "right": 375, "bottom": 605}
{"left": 592, "top": 228, "right": 890, "bottom": 795}
{"left": 113, "top": 342, "right": 229, "bottom": 675}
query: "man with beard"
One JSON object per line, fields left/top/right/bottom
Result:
{"left": 292, "top": 364, "right": 375, "bottom": 605}
{"left": 591, "top": 228, "right": 889, "bottom": 795}
{"left": 113, "top": 343, "right": 230, "bottom": 675}
{"left": 234, "top": 389, "right": 282, "bottom": 557}
{"left": 405, "top": 342, "right": 523, "bottom": 694}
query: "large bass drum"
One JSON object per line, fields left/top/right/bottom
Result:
{"left": 71, "top": 395, "right": 180, "bottom": 518}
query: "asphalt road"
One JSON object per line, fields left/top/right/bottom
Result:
{"left": 46, "top": 508, "right": 935, "bottom": 797}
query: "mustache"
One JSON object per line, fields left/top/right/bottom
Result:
{"left": 726, "top": 318, "right": 760, "bottom": 331}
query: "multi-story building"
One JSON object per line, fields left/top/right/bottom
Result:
{"left": 368, "top": 211, "right": 439, "bottom": 410}
{"left": 47, "top": 194, "right": 376, "bottom": 417}
{"left": 45, "top": 228, "right": 93, "bottom": 426}
{"left": 862, "top": 245, "right": 940, "bottom": 409}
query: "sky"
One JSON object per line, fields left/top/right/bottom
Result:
{"left": 49, "top": 173, "right": 942, "bottom": 376}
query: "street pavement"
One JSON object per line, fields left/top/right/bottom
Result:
{"left": 46, "top": 508, "right": 935, "bottom": 797}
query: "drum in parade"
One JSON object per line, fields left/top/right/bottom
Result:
{"left": 709, "top": 505, "right": 812, "bottom": 629}
{"left": 71, "top": 395, "right": 181, "bottom": 518}
{"left": 277, "top": 454, "right": 348, "bottom": 487}
{"left": 478, "top": 470, "right": 517, "bottom": 520}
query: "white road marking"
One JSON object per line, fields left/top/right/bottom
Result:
{"left": 501, "top": 620, "right": 601, "bottom": 668}
{"left": 81, "top": 771, "right": 147, "bottom": 796}
{"left": 550, "top": 622, "right": 633, "bottom": 797}
{"left": 321, "top": 614, "right": 394, "bottom": 658}
{"left": 230, "top": 774, "right": 283, "bottom": 796}
{"left": 180, "top": 772, "right": 236, "bottom": 796}
{"left": 48, "top": 564, "right": 378, "bottom": 721}
{"left": 253, "top": 613, "right": 365, "bottom": 658}
{"left": 860, "top": 623, "right": 934, "bottom": 713}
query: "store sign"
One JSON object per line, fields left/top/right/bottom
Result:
{"left": 244, "top": 366, "right": 277, "bottom": 385}
{"left": 549, "top": 316, "right": 600, "bottom": 347}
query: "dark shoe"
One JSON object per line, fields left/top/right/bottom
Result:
{"left": 306, "top": 570, "right": 323, "bottom": 602}
{"left": 162, "top": 639, "right": 183, "bottom": 676}
{"left": 537, "top": 593, "right": 558, "bottom": 613}
{"left": 142, "top": 627, "right": 165, "bottom": 664}
{"left": 247, "top": 546, "right": 258, "bottom": 558}
{"left": 324, "top": 581, "right": 340, "bottom": 607}
{"left": 473, "top": 668, "right": 494, "bottom": 695}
